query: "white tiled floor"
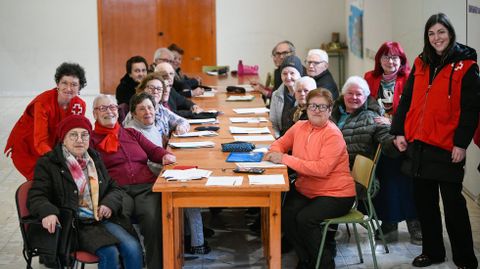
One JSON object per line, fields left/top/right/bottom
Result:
{"left": 0, "top": 95, "right": 478, "bottom": 269}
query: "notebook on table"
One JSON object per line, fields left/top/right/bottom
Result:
{"left": 226, "top": 152, "right": 264, "bottom": 162}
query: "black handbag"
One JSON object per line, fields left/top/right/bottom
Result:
{"left": 221, "top": 141, "right": 255, "bottom": 152}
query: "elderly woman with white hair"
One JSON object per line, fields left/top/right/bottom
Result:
{"left": 280, "top": 76, "right": 317, "bottom": 135}
{"left": 331, "top": 76, "right": 393, "bottom": 166}
{"left": 305, "top": 49, "right": 339, "bottom": 100}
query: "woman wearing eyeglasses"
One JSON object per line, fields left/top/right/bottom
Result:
{"left": 266, "top": 89, "right": 355, "bottom": 269}
{"left": 363, "top": 42, "right": 422, "bottom": 246}
{"left": 4, "top": 62, "right": 87, "bottom": 181}
{"left": 28, "top": 115, "right": 143, "bottom": 269}
{"left": 123, "top": 72, "right": 190, "bottom": 147}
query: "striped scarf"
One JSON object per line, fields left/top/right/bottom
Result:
{"left": 62, "top": 146, "right": 100, "bottom": 221}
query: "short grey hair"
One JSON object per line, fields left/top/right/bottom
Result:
{"left": 294, "top": 76, "right": 316, "bottom": 91}
{"left": 271, "top": 40, "right": 296, "bottom": 56}
{"left": 153, "top": 48, "right": 173, "bottom": 62}
{"left": 93, "top": 94, "right": 117, "bottom": 110}
{"left": 307, "top": 49, "right": 329, "bottom": 63}
{"left": 341, "top": 76, "right": 370, "bottom": 96}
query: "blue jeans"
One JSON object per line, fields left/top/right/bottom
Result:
{"left": 95, "top": 221, "right": 143, "bottom": 269}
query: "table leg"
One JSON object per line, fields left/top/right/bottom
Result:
{"left": 174, "top": 207, "right": 183, "bottom": 268}
{"left": 268, "top": 192, "right": 281, "bottom": 269}
{"left": 162, "top": 192, "right": 175, "bottom": 269}
{"left": 261, "top": 207, "right": 269, "bottom": 259}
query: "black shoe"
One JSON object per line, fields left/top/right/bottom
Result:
{"left": 203, "top": 227, "right": 215, "bottom": 238}
{"left": 412, "top": 254, "right": 444, "bottom": 267}
{"left": 39, "top": 255, "right": 58, "bottom": 268}
{"left": 190, "top": 242, "right": 211, "bottom": 255}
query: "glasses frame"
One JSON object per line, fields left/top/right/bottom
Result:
{"left": 67, "top": 131, "right": 90, "bottom": 142}
{"left": 145, "top": 85, "right": 164, "bottom": 93}
{"left": 307, "top": 103, "right": 330, "bottom": 112}
{"left": 94, "top": 104, "right": 119, "bottom": 112}
{"left": 380, "top": 55, "right": 400, "bottom": 62}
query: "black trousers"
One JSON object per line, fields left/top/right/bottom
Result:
{"left": 122, "top": 183, "right": 163, "bottom": 269}
{"left": 282, "top": 186, "right": 354, "bottom": 266}
{"left": 413, "top": 178, "right": 478, "bottom": 268}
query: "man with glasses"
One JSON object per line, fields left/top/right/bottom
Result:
{"left": 252, "top": 40, "right": 297, "bottom": 100}
{"left": 115, "top": 56, "right": 149, "bottom": 106}
{"left": 305, "top": 49, "right": 339, "bottom": 100}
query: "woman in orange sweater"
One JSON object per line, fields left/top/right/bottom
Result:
{"left": 265, "top": 89, "right": 355, "bottom": 269}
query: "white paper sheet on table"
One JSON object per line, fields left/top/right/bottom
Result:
{"left": 236, "top": 161, "right": 286, "bottom": 168}
{"left": 173, "top": 131, "right": 218, "bottom": 137}
{"left": 161, "top": 168, "right": 212, "bottom": 181}
{"left": 226, "top": 95, "right": 254, "bottom": 101}
{"left": 248, "top": 174, "right": 285, "bottom": 185}
{"left": 206, "top": 176, "right": 243, "bottom": 186}
{"left": 233, "top": 135, "right": 275, "bottom": 141}
{"left": 197, "top": 91, "right": 216, "bottom": 97}
{"left": 233, "top": 107, "right": 270, "bottom": 114}
{"left": 229, "top": 117, "right": 268, "bottom": 123}
{"left": 168, "top": 141, "right": 215, "bottom": 148}
{"left": 187, "top": 118, "right": 217, "bottom": 124}
{"left": 229, "top": 126, "right": 270, "bottom": 134}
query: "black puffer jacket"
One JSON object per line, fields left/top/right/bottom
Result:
{"left": 331, "top": 96, "right": 394, "bottom": 167}
{"left": 28, "top": 144, "right": 136, "bottom": 253}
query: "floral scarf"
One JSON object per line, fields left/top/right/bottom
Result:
{"left": 62, "top": 145, "right": 99, "bottom": 221}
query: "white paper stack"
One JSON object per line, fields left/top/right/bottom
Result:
{"left": 233, "top": 107, "right": 270, "bottom": 114}
{"left": 161, "top": 168, "right": 212, "bottom": 181}
{"left": 229, "top": 117, "right": 268, "bottom": 123}
{"left": 248, "top": 174, "right": 285, "bottom": 185}
{"left": 187, "top": 118, "right": 217, "bottom": 124}
{"left": 229, "top": 126, "right": 270, "bottom": 134}
{"left": 173, "top": 131, "right": 218, "bottom": 137}
{"left": 226, "top": 95, "right": 255, "bottom": 101}
{"left": 206, "top": 176, "right": 243, "bottom": 186}
{"left": 168, "top": 141, "right": 215, "bottom": 148}
{"left": 233, "top": 135, "right": 275, "bottom": 142}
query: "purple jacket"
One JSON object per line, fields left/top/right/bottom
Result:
{"left": 91, "top": 127, "right": 169, "bottom": 186}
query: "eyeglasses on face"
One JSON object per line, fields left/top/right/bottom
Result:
{"left": 59, "top": 80, "right": 80, "bottom": 89}
{"left": 67, "top": 132, "right": 90, "bottom": 142}
{"left": 157, "top": 58, "right": 173, "bottom": 64}
{"left": 381, "top": 55, "right": 400, "bottom": 61}
{"left": 305, "top": 60, "right": 324, "bottom": 66}
{"left": 146, "top": 85, "right": 163, "bottom": 93}
{"left": 273, "top": 50, "right": 292, "bottom": 57}
{"left": 94, "top": 104, "right": 118, "bottom": 112}
{"left": 307, "top": 103, "right": 330, "bottom": 112}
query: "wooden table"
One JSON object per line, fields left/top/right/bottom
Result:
{"left": 152, "top": 74, "right": 289, "bottom": 269}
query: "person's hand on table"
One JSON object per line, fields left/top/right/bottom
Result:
{"left": 264, "top": 152, "right": 284, "bottom": 164}
{"left": 191, "top": 87, "right": 205, "bottom": 97}
{"left": 192, "top": 105, "right": 204, "bottom": 113}
{"left": 163, "top": 154, "right": 176, "bottom": 165}
{"left": 174, "top": 124, "right": 190, "bottom": 135}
